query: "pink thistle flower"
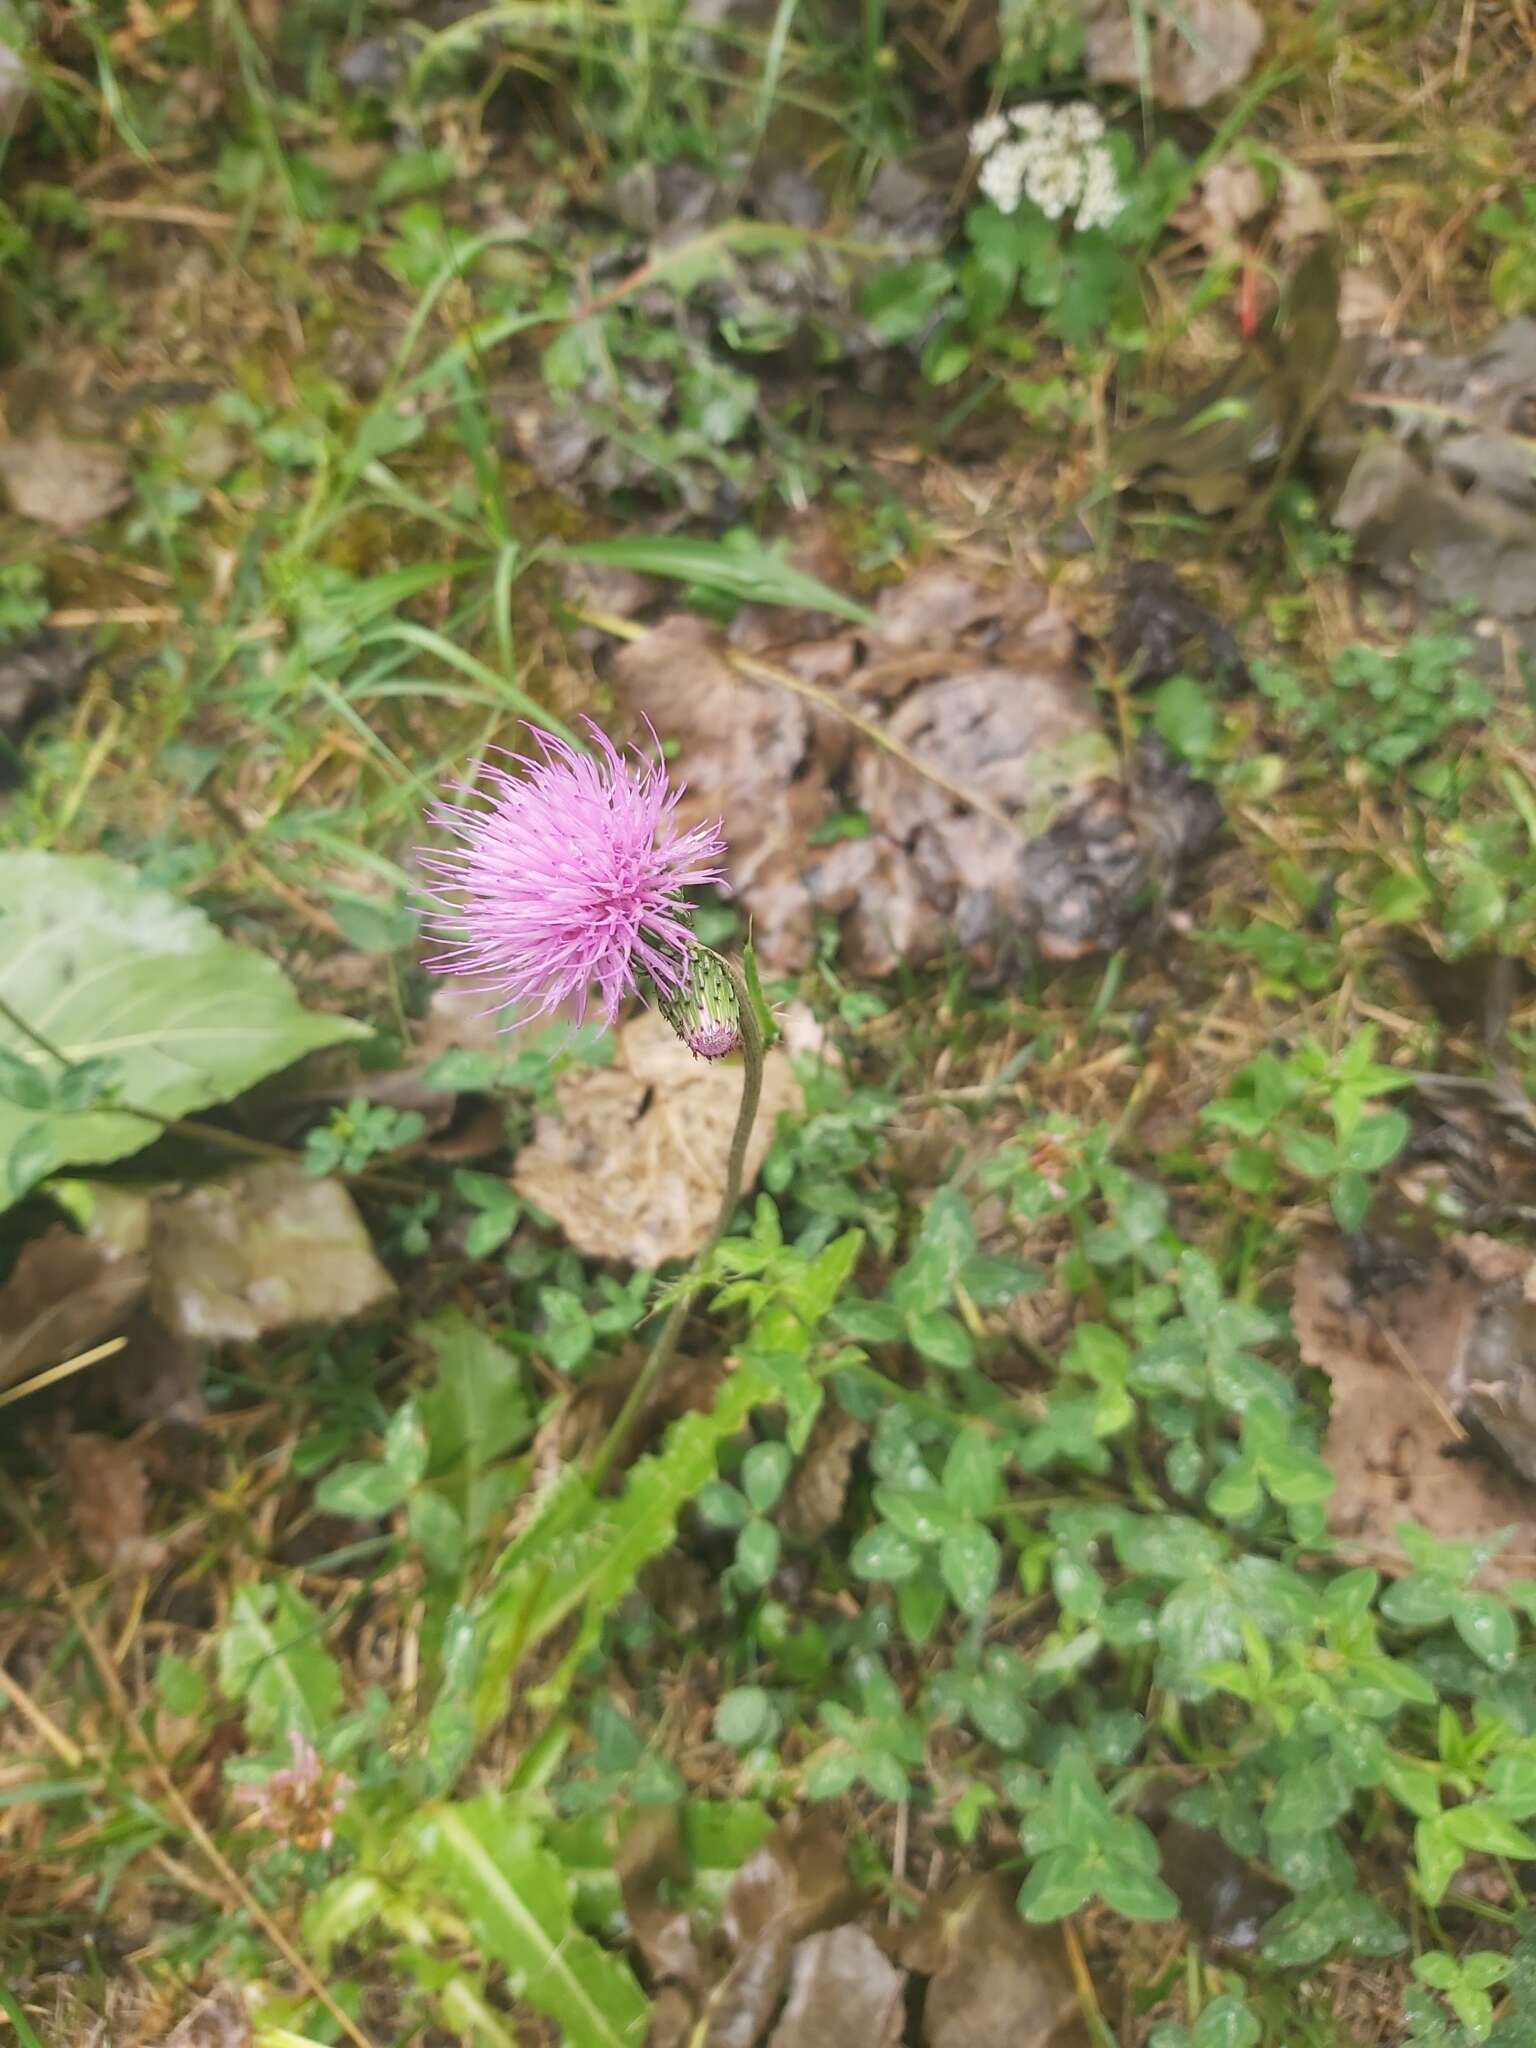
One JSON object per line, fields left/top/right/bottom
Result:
{"left": 420, "top": 720, "right": 727, "bottom": 1030}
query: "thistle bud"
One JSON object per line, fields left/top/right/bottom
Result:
{"left": 658, "top": 947, "right": 742, "bottom": 1061}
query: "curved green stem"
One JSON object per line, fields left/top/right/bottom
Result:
{"left": 587, "top": 956, "right": 765, "bottom": 1492}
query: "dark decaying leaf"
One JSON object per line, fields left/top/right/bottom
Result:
{"left": 701, "top": 1815, "right": 858, "bottom": 2048}
{"left": 1115, "top": 243, "right": 1351, "bottom": 518}
{"left": 765, "top": 1927, "right": 905, "bottom": 2048}
{"left": 0, "top": 631, "right": 94, "bottom": 774}
{"left": 512, "top": 1011, "right": 801, "bottom": 1268}
{"left": 0, "top": 431, "right": 129, "bottom": 530}
{"left": 1332, "top": 318, "right": 1536, "bottom": 646}
{"left": 902, "top": 1871, "right": 1087, "bottom": 2048}
{"left": 1082, "top": 0, "right": 1264, "bottom": 108}
{"left": 1158, "top": 1817, "right": 1286, "bottom": 1951}
{"left": 60, "top": 1429, "right": 165, "bottom": 1575}
{"left": 1294, "top": 1239, "right": 1536, "bottom": 1577}
{"left": 149, "top": 1164, "right": 395, "bottom": 1342}
{"left": 612, "top": 567, "right": 1218, "bottom": 977}
{"left": 109, "top": 1304, "right": 205, "bottom": 1426}
{"left": 0, "top": 1224, "right": 146, "bottom": 1394}
{"left": 617, "top": 1808, "right": 705, "bottom": 1993}
{"left": 159, "top": 1986, "right": 253, "bottom": 2048}
{"left": 1110, "top": 562, "right": 1248, "bottom": 691}
{"left": 779, "top": 1403, "right": 867, "bottom": 1543}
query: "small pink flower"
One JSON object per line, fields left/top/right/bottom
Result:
{"left": 235, "top": 1730, "right": 352, "bottom": 1851}
{"left": 420, "top": 721, "right": 726, "bottom": 1030}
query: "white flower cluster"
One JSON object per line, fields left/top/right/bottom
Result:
{"left": 970, "top": 101, "right": 1125, "bottom": 232}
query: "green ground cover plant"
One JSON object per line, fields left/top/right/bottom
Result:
{"left": 3, "top": 2, "right": 1536, "bottom": 2044}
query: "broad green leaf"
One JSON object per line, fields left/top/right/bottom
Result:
{"left": 0, "top": 852, "right": 366, "bottom": 1206}
{"left": 832, "top": 1298, "right": 906, "bottom": 1344}
{"left": 1115, "top": 1515, "right": 1224, "bottom": 1581}
{"left": 1369, "top": 871, "right": 1432, "bottom": 923}
{"left": 417, "top": 1796, "right": 648, "bottom": 2048}
{"left": 1262, "top": 1886, "right": 1405, "bottom": 1966}
{"left": 942, "top": 1432, "right": 999, "bottom": 1515}
{"left": 1487, "top": 1754, "right": 1536, "bottom": 1820}
{"left": 1452, "top": 1591, "right": 1518, "bottom": 1670}
{"left": 1441, "top": 1803, "right": 1536, "bottom": 1859}
{"left": 1066, "top": 1323, "right": 1131, "bottom": 1385}
{"left": 1341, "top": 1111, "right": 1410, "bottom": 1173}
{"left": 908, "top": 1308, "right": 974, "bottom": 1371}
{"left": 1329, "top": 1169, "right": 1371, "bottom": 1234}
{"left": 304, "top": 1872, "right": 388, "bottom": 1968}
{"left": 1096, "top": 1856, "right": 1179, "bottom": 1921}
{"left": 1018, "top": 1847, "right": 1096, "bottom": 1921}
{"left": 410, "top": 1490, "right": 467, "bottom": 1576}
{"left": 1381, "top": 1573, "right": 1458, "bottom": 1629}
{"left": 155, "top": 1652, "right": 205, "bottom": 1717}
{"left": 939, "top": 1523, "right": 1000, "bottom": 1617}
{"left": 1265, "top": 1755, "right": 1356, "bottom": 1835}
{"left": 956, "top": 1252, "right": 1041, "bottom": 1305}
{"left": 217, "top": 1583, "right": 343, "bottom": 1742}
{"left": 741, "top": 1441, "right": 792, "bottom": 1513}
{"left": 1280, "top": 1127, "right": 1337, "bottom": 1179}
{"left": 418, "top": 1311, "right": 533, "bottom": 1530}
{"left": 1415, "top": 1814, "right": 1466, "bottom": 1907}
{"left": 1192, "top": 1996, "right": 1262, "bottom": 2048}
{"left": 1157, "top": 1579, "right": 1243, "bottom": 1696}
{"left": 714, "top": 1686, "right": 775, "bottom": 1748}
{"left": 852, "top": 1522, "right": 924, "bottom": 1582}
{"left": 859, "top": 257, "right": 956, "bottom": 343}
{"left": 315, "top": 1459, "right": 410, "bottom": 1519}
{"left": 734, "top": 1517, "right": 780, "bottom": 1587}
{"left": 385, "top": 1399, "right": 430, "bottom": 1486}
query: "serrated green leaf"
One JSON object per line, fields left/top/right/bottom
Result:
{"left": 217, "top": 1583, "right": 343, "bottom": 1741}
{"left": 472, "top": 1370, "right": 771, "bottom": 1727}
{"left": 0, "top": 853, "right": 366, "bottom": 1208}
{"left": 417, "top": 1796, "right": 648, "bottom": 2048}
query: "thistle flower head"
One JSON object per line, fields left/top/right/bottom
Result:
{"left": 421, "top": 720, "right": 726, "bottom": 1031}
{"left": 657, "top": 945, "right": 743, "bottom": 1061}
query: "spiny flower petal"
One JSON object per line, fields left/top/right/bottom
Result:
{"left": 420, "top": 719, "right": 726, "bottom": 1030}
